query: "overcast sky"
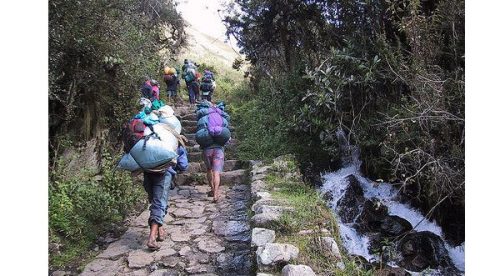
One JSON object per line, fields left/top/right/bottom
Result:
{"left": 176, "top": 0, "right": 229, "bottom": 41}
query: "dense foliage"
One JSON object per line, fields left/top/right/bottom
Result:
{"left": 225, "top": 0, "right": 464, "bottom": 243}
{"left": 49, "top": 0, "right": 186, "bottom": 270}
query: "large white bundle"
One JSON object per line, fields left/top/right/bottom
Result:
{"left": 159, "top": 116, "right": 182, "bottom": 134}
{"left": 130, "top": 123, "right": 179, "bottom": 169}
{"left": 158, "top": 105, "right": 175, "bottom": 117}
{"left": 154, "top": 106, "right": 181, "bottom": 134}
{"left": 143, "top": 123, "right": 178, "bottom": 152}
{"left": 117, "top": 153, "right": 141, "bottom": 171}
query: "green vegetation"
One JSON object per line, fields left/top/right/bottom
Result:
{"left": 261, "top": 156, "right": 371, "bottom": 275}
{"left": 49, "top": 0, "right": 186, "bottom": 270}
{"left": 49, "top": 147, "right": 145, "bottom": 271}
{"left": 225, "top": 0, "right": 465, "bottom": 241}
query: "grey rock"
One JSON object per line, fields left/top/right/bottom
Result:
{"left": 281, "top": 264, "right": 316, "bottom": 276}
{"left": 257, "top": 243, "right": 299, "bottom": 270}
{"left": 80, "top": 257, "right": 124, "bottom": 276}
{"left": 251, "top": 228, "right": 276, "bottom": 247}
{"left": 198, "top": 239, "right": 225, "bottom": 253}
{"left": 127, "top": 249, "right": 154, "bottom": 268}
{"left": 185, "top": 264, "right": 211, "bottom": 274}
{"left": 179, "top": 245, "right": 191, "bottom": 256}
{"left": 170, "top": 231, "right": 191, "bottom": 242}
{"left": 154, "top": 248, "right": 177, "bottom": 261}
{"left": 319, "top": 237, "right": 342, "bottom": 260}
{"left": 51, "top": 271, "right": 69, "bottom": 276}
{"left": 213, "top": 220, "right": 250, "bottom": 237}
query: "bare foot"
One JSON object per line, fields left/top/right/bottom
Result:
{"left": 157, "top": 226, "right": 166, "bottom": 242}
{"left": 147, "top": 239, "right": 161, "bottom": 251}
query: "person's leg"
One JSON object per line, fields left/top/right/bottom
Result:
{"left": 211, "top": 148, "right": 225, "bottom": 202}
{"left": 202, "top": 148, "right": 215, "bottom": 197}
{"left": 157, "top": 171, "right": 172, "bottom": 241}
{"left": 145, "top": 172, "right": 169, "bottom": 249}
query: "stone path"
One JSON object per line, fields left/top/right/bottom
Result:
{"left": 80, "top": 103, "right": 254, "bottom": 276}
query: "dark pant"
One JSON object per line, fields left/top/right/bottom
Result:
{"left": 143, "top": 171, "right": 172, "bottom": 226}
{"left": 187, "top": 81, "right": 196, "bottom": 104}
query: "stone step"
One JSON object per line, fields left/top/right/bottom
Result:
{"left": 185, "top": 160, "right": 250, "bottom": 174}
{"left": 188, "top": 151, "right": 203, "bottom": 162}
{"left": 186, "top": 145, "right": 201, "bottom": 153}
{"left": 175, "top": 169, "right": 248, "bottom": 187}
{"left": 183, "top": 125, "right": 198, "bottom": 134}
{"left": 182, "top": 120, "right": 198, "bottom": 127}
{"left": 181, "top": 113, "right": 198, "bottom": 121}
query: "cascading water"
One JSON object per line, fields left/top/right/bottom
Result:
{"left": 319, "top": 129, "right": 465, "bottom": 275}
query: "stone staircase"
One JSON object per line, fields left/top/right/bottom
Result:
{"left": 80, "top": 103, "right": 254, "bottom": 276}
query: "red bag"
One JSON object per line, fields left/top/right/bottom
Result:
{"left": 122, "top": 119, "right": 146, "bottom": 153}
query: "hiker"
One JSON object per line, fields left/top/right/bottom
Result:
{"left": 200, "top": 69, "right": 216, "bottom": 102}
{"left": 140, "top": 79, "right": 160, "bottom": 102}
{"left": 182, "top": 60, "right": 198, "bottom": 104}
{"left": 163, "top": 67, "right": 180, "bottom": 103}
{"left": 195, "top": 101, "right": 231, "bottom": 202}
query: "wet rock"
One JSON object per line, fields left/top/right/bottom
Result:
{"left": 213, "top": 220, "right": 250, "bottom": 237}
{"left": 396, "top": 231, "right": 454, "bottom": 272}
{"left": 216, "top": 250, "right": 253, "bottom": 274}
{"left": 380, "top": 216, "right": 413, "bottom": 236}
{"left": 251, "top": 228, "right": 276, "bottom": 247}
{"left": 257, "top": 243, "right": 299, "bottom": 271}
{"left": 127, "top": 249, "right": 154, "bottom": 268}
{"left": 198, "top": 239, "right": 225, "bottom": 253}
{"left": 281, "top": 264, "right": 316, "bottom": 276}
{"left": 355, "top": 198, "right": 388, "bottom": 232}
{"left": 337, "top": 175, "right": 365, "bottom": 223}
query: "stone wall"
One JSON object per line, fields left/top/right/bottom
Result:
{"left": 248, "top": 156, "right": 345, "bottom": 276}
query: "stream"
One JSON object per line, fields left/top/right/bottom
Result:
{"left": 318, "top": 130, "right": 465, "bottom": 275}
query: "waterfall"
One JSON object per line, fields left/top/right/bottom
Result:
{"left": 319, "top": 129, "right": 465, "bottom": 274}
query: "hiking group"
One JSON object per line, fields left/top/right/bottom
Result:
{"left": 116, "top": 64, "right": 230, "bottom": 251}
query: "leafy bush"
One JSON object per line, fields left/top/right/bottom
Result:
{"left": 49, "top": 147, "right": 144, "bottom": 270}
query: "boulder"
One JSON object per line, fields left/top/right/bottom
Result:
{"left": 396, "top": 231, "right": 454, "bottom": 272}
{"left": 281, "top": 264, "right": 316, "bottom": 276}
{"left": 380, "top": 216, "right": 413, "bottom": 236}
{"left": 257, "top": 243, "right": 299, "bottom": 271}
{"left": 336, "top": 174, "right": 365, "bottom": 223}
{"left": 251, "top": 180, "right": 267, "bottom": 198}
{"left": 251, "top": 228, "right": 276, "bottom": 247}
{"left": 319, "top": 237, "right": 342, "bottom": 260}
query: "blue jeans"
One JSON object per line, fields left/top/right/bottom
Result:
{"left": 143, "top": 171, "right": 172, "bottom": 226}
{"left": 186, "top": 81, "right": 195, "bottom": 104}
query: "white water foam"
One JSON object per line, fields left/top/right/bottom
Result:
{"left": 320, "top": 166, "right": 465, "bottom": 273}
